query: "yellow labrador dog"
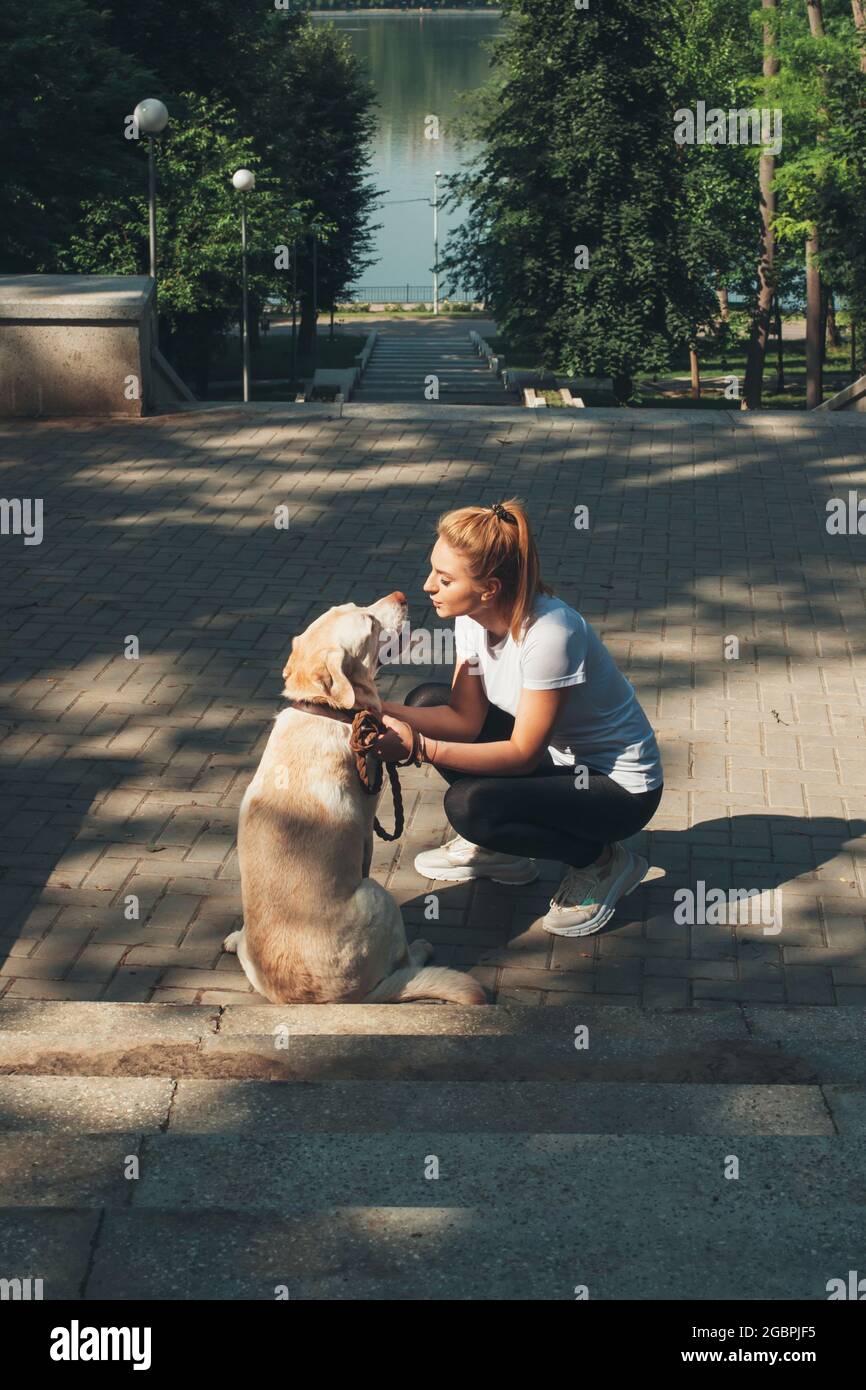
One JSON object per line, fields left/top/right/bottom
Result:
{"left": 225, "top": 592, "right": 486, "bottom": 1005}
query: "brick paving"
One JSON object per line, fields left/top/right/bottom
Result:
{"left": 1, "top": 404, "right": 865, "bottom": 1006}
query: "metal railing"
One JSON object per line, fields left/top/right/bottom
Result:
{"left": 338, "top": 285, "right": 435, "bottom": 302}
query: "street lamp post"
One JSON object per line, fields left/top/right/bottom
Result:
{"left": 133, "top": 99, "right": 169, "bottom": 334}
{"left": 433, "top": 170, "right": 441, "bottom": 316}
{"left": 291, "top": 237, "right": 298, "bottom": 380}
{"left": 311, "top": 224, "right": 319, "bottom": 374}
{"left": 232, "top": 168, "right": 256, "bottom": 403}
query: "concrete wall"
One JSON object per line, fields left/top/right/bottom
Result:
{"left": 0, "top": 275, "right": 156, "bottom": 418}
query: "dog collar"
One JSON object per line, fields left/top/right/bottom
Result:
{"left": 282, "top": 698, "right": 369, "bottom": 725}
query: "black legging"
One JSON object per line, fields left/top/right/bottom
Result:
{"left": 404, "top": 682, "right": 663, "bottom": 871}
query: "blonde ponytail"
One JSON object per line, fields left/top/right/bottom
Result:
{"left": 436, "top": 498, "right": 554, "bottom": 643}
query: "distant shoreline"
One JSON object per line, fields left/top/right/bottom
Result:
{"left": 309, "top": 8, "right": 503, "bottom": 14}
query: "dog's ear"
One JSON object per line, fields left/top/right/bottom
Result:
{"left": 284, "top": 645, "right": 355, "bottom": 708}
{"left": 349, "top": 610, "right": 377, "bottom": 653}
{"left": 316, "top": 647, "right": 356, "bottom": 708}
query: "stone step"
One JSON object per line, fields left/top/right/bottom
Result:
{"left": 361, "top": 358, "right": 497, "bottom": 369}
{"left": 367, "top": 355, "right": 486, "bottom": 364}
{"left": 357, "top": 381, "right": 505, "bottom": 392}
{"left": 373, "top": 333, "right": 470, "bottom": 339}
{"left": 354, "top": 394, "right": 508, "bottom": 404}
{"left": 370, "top": 348, "right": 481, "bottom": 354}
{"left": 371, "top": 346, "right": 474, "bottom": 354}
{"left": 361, "top": 371, "right": 493, "bottom": 379}
{"left": 358, "top": 377, "right": 503, "bottom": 389}
{"left": 3, "top": 1130, "right": 865, "bottom": 1210}
{"left": 1, "top": 1001, "right": 863, "bottom": 1083}
{"left": 361, "top": 363, "right": 497, "bottom": 373}
{"left": 355, "top": 332, "right": 505, "bottom": 404}
{"left": 372, "top": 353, "right": 480, "bottom": 358}
{"left": 354, "top": 396, "right": 511, "bottom": 406}
{"left": 356, "top": 377, "right": 505, "bottom": 388}
{"left": 361, "top": 370, "right": 499, "bottom": 378}
{"left": 0, "top": 1075, "right": 854, "bottom": 1136}
{"left": 369, "top": 357, "right": 482, "bottom": 364}
{"left": 3, "top": 1000, "right": 864, "bottom": 1300}
{"left": 2, "top": 1131, "right": 865, "bottom": 1304}
{"left": 357, "top": 373, "right": 500, "bottom": 382}
{"left": 4, "top": 1199, "right": 858, "bottom": 1300}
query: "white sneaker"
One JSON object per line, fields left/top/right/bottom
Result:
{"left": 541, "top": 843, "right": 648, "bottom": 936}
{"left": 414, "top": 833, "right": 539, "bottom": 885}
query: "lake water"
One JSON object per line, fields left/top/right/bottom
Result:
{"left": 311, "top": 9, "right": 504, "bottom": 295}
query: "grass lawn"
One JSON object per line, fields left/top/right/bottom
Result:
{"left": 488, "top": 318, "right": 860, "bottom": 409}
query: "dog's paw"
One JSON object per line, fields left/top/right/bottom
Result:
{"left": 410, "top": 937, "right": 434, "bottom": 964}
{"left": 223, "top": 929, "right": 242, "bottom": 954}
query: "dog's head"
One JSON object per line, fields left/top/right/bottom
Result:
{"left": 281, "top": 591, "right": 408, "bottom": 710}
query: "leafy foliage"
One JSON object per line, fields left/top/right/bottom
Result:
{"left": 1, "top": 0, "right": 378, "bottom": 378}
{"left": 442, "top": 0, "right": 718, "bottom": 392}
{"left": 0, "top": 0, "right": 151, "bottom": 270}
{"left": 444, "top": 0, "right": 866, "bottom": 394}
{"left": 60, "top": 95, "right": 305, "bottom": 324}
{"left": 771, "top": 2, "right": 866, "bottom": 328}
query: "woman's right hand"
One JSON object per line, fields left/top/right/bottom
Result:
{"left": 372, "top": 715, "right": 415, "bottom": 763}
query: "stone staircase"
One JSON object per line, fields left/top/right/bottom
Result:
{"left": 1, "top": 999, "right": 864, "bottom": 1299}
{"left": 353, "top": 328, "right": 513, "bottom": 406}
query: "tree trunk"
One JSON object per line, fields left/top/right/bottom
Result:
{"left": 743, "top": 0, "right": 779, "bottom": 410}
{"left": 164, "top": 316, "right": 212, "bottom": 397}
{"left": 774, "top": 294, "right": 785, "bottom": 393}
{"left": 852, "top": 320, "right": 858, "bottom": 378}
{"left": 852, "top": 1, "right": 866, "bottom": 72}
{"left": 689, "top": 345, "right": 701, "bottom": 399}
{"left": 825, "top": 291, "right": 841, "bottom": 348}
{"left": 298, "top": 296, "right": 317, "bottom": 359}
{"left": 807, "top": 1, "right": 826, "bottom": 37}
{"left": 805, "top": 1, "right": 826, "bottom": 409}
{"left": 716, "top": 286, "right": 730, "bottom": 322}
{"left": 612, "top": 373, "right": 633, "bottom": 405}
{"left": 193, "top": 344, "right": 210, "bottom": 398}
{"left": 805, "top": 233, "right": 823, "bottom": 406}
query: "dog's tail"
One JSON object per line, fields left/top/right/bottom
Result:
{"left": 363, "top": 964, "right": 486, "bottom": 1005}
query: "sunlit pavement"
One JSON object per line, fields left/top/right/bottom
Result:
{"left": 1, "top": 403, "right": 865, "bottom": 1008}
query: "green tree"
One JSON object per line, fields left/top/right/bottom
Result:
{"left": 254, "top": 17, "right": 379, "bottom": 354}
{"left": 772, "top": 0, "right": 866, "bottom": 394}
{"left": 61, "top": 93, "right": 305, "bottom": 393}
{"left": 3, "top": 0, "right": 377, "bottom": 387}
{"left": 0, "top": 0, "right": 151, "bottom": 270}
{"left": 99, "top": 1, "right": 378, "bottom": 355}
{"left": 443, "top": 0, "right": 716, "bottom": 400}
{"left": 671, "top": 0, "right": 764, "bottom": 398}
{"left": 666, "top": 0, "right": 865, "bottom": 406}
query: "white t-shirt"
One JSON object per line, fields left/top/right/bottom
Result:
{"left": 454, "top": 595, "right": 663, "bottom": 794}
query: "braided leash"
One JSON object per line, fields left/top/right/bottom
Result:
{"left": 348, "top": 709, "right": 421, "bottom": 842}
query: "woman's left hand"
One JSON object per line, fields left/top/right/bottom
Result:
{"left": 372, "top": 714, "right": 415, "bottom": 762}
